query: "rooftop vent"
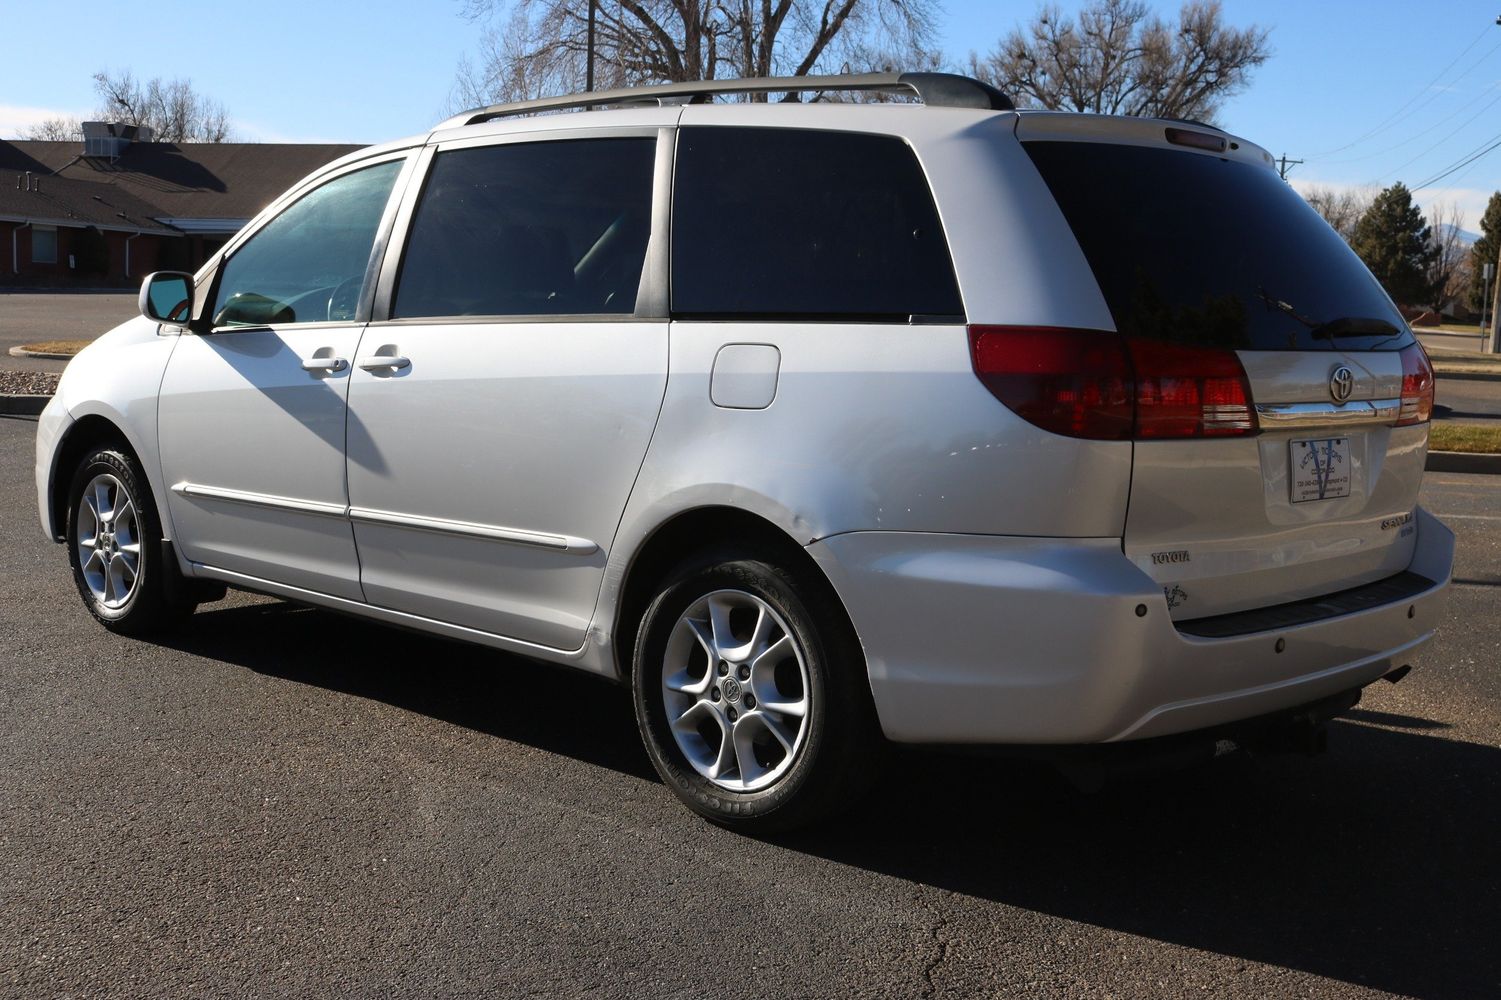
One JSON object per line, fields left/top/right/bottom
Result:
{"left": 81, "top": 121, "right": 154, "bottom": 161}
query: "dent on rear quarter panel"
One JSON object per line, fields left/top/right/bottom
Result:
{"left": 588, "top": 108, "right": 1137, "bottom": 676}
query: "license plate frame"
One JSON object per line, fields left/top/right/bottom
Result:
{"left": 1290, "top": 437, "right": 1351, "bottom": 503}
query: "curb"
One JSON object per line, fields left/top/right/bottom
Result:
{"left": 1435, "top": 367, "right": 1501, "bottom": 383}
{"left": 0, "top": 394, "right": 48, "bottom": 416}
{"left": 7, "top": 346, "right": 76, "bottom": 361}
{"left": 1426, "top": 450, "right": 1501, "bottom": 475}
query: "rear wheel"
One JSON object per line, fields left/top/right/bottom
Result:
{"left": 66, "top": 447, "right": 196, "bottom": 635}
{"left": 632, "top": 551, "right": 879, "bottom": 832}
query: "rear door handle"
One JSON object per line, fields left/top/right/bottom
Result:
{"left": 300, "top": 355, "right": 348, "bottom": 374}
{"left": 357, "top": 352, "right": 411, "bottom": 372}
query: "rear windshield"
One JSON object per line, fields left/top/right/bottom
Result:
{"left": 1024, "top": 141, "right": 1413, "bottom": 352}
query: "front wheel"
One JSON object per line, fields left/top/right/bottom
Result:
{"left": 66, "top": 447, "right": 196, "bottom": 635}
{"left": 632, "top": 552, "right": 879, "bottom": 832}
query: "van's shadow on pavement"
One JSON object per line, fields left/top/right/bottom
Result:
{"left": 175, "top": 599, "right": 1497, "bottom": 1000}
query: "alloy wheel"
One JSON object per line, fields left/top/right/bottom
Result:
{"left": 76, "top": 473, "right": 141, "bottom": 610}
{"left": 660, "top": 589, "right": 811, "bottom": 792}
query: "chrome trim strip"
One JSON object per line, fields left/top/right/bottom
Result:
{"left": 170, "top": 482, "right": 349, "bottom": 518}
{"left": 1255, "top": 398, "right": 1401, "bottom": 430}
{"left": 346, "top": 506, "right": 599, "bottom": 554}
{"left": 170, "top": 483, "right": 599, "bottom": 554}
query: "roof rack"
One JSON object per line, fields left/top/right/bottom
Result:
{"left": 434, "top": 72, "right": 1014, "bottom": 130}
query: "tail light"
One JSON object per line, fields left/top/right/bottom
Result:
{"left": 968, "top": 326, "right": 1257, "bottom": 440}
{"left": 1126, "top": 338, "right": 1256, "bottom": 437}
{"left": 1396, "top": 343, "right": 1434, "bottom": 426}
{"left": 967, "top": 326, "right": 1133, "bottom": 440}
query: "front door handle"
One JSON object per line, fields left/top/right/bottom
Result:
{"left": 300, "top": 355, "right": 348, "bottom": 374}
{"left": 357, "top": 350, "right": 411, "bottom": 372}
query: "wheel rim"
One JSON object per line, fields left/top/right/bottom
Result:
{"left": 661, "top": 589, "right": 811, "bottom": 792}
{"left": 76, "top": 473, "right": 141, "bottom": 610}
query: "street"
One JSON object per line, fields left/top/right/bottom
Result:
{"left": 0, "top": 415, "right": 1497, "bottom": 999}
{"left": 1435, "top": 377, "right": 1501, "bottom": 424}
{"left": 0, "top": 293, "right": 135, "bottom": 374}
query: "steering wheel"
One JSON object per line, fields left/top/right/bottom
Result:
{"left": 326, "top": 276, "right": 363, "bottom": 322}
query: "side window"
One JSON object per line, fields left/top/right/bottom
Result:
{"left": 671, "top": 127, "right": 963, "bottom": 320}
{"left": 31, "top": 225, "right": 58, "bottom": 264}
{"left": 212, "top": 159, "right": 403, "bottom": 327}
{"left": 392, "top": 138, "right": 656, "bottom": 319}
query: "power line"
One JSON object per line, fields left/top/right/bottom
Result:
{"left": 1322, "top": 80, "right": 1501, "bottom": 166}
{"left": 1308, "top": 23, "right": 1496, "bottom": 157}
{"left": 1412, "top": 129, "right": 1501, "bottom": 190}
{"left": 1276, "top": 153, "right": 1304, "bottom": 179}
{"left": 1366, "top": 85, "right": 1501, "bottom": 185}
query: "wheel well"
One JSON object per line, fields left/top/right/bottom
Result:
{"left": 612, "top": 506, "right": 849, "bottom": 680}
{"left": 50, "top": 415, "right": 136, "bottom": 541}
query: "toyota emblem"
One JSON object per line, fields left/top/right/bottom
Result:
{"left": 1329, "top": 365, "right": 1355, "bottom": 404}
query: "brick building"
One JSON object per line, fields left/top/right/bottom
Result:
{"left": 1, "top": 124, "right": 358, "bottom": 289}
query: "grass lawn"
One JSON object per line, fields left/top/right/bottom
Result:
{"left": 1434, "top": 324, "right": 1485, "bottom": 335}
{"left": 17, "top": 340, "right": 90, "bottom": 356}
{"left": 1430, "top": 422, "right": 1501, "bottom": 454}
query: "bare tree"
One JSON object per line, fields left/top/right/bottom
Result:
{"left": 91, "top": 70, "right": 234, "bottom": 142}
{"left": 451, "top": 0, "right": 939, "bottom": 109}
{"left": 21, "top": 116, "right": 84, "bottom": 141}
{"left": 1425, "top": 201, "right": 1468, "bottom": 312}
{"left": 1300, "top": 184, "right": 1372, "bottom": 243}
{"left": 970, "top": 0, "right": 1270, "bottom": 123}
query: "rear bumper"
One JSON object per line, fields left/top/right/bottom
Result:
{"left": 809, "top": 507, "right": 1454, "bottom": 745}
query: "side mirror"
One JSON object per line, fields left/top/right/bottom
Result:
{"left": 139, "top": 271, "right": 195, "bottom": 325}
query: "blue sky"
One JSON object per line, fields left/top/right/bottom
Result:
{"left": 3, "top": 0, "right": 1499, "bottom": 225}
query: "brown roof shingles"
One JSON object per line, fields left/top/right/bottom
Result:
{"left": 0, "top": 139, "right": 363, "bottom": 226}
{"left": 0, "top": 168, "right": 176, "bottom": 233}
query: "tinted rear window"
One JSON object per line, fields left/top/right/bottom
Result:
{"left": 393, "top": 138, "right": 654, "bottom": 318}
{"left": 672, "top": 127, "right": 963, "bottom": 320}
{"left": 1024, "top": 141, "right": 1413, "bottom": 352}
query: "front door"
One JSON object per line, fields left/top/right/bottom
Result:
{"left": 158, "top": 155, "right": 409, "bottom": 599}
{"left": 345, "top": 134, "right": 667, "bottom": 650}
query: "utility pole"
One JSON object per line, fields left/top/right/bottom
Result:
{"left": 1484, "top": 262, "right": 1494, "bottom": 348}
{"left": 586, "top": 0, "right": 597, "bottom": 93}
{"left": 1491, "top": 237, "right": 1501, "bottom": 352}
{"left": 1276, "top": 153, "right": 1304, "bottom": 181}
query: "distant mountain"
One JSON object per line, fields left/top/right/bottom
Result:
{"left": 1440, "top": 223, "right": 1479, "bottom": 246}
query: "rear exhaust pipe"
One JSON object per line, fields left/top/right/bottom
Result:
{"left": 1383, "top": 664, "right": 1413, "bottom": 685}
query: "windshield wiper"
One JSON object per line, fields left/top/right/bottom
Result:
{"left": 1310, "top": 316, "right": 1403, "bottom": 340}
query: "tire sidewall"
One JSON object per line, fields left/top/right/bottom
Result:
{"left": 66, "top": 449, "right": 157, "bottom": 625}
{"left": 633, "top": 557, "right": 836, "bottom": 826}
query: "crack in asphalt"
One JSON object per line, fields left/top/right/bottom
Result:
{"left": 919, "top": 902, "right": 957, "bottom": 998}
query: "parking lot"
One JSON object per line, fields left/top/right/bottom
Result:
{"left": 1, "top": 413, "right": 1497, "bottom": 999}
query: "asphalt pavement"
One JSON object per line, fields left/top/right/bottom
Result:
{"left": 1435, "top": 377, "right": 1501, "bottom": 424}
{"left": 1417, "top": 329, "right": 1499, "bottom": 355}
{"left": 0, "top": 292, "right": 136, "bottom": 374}
{"left": 1, "top": 419, "right": 1500, "bottom": 999}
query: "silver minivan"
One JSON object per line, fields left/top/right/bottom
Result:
{"left": 35, "top": 73, "right": 1453, "bottom": 830}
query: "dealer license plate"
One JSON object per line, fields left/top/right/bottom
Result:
{"left": 1290, "top": 438, "right": 1351, "bottom": 503}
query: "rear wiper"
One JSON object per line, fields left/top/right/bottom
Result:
{"left": 1310, "top": 316, "right": 1403, "bottom": 340}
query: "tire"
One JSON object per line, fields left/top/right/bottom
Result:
{"left": 66, "top": 446, "right": 196, "bottom": 635}
{"left": 632, "top": 550, "right": 880, "bottom": 833}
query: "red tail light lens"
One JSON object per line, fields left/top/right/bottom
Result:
{"left": 1396, "top": 343, "right": 1434, "bottom": 426}
{"left": 968, "top": 326, "right": 1133, "bottom": 440}
{"left": 1126, "top": 338, "right": 1257, "bottom": 438}
{"left": 968, "top": 326, "right": 1257, "bottom": 440}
